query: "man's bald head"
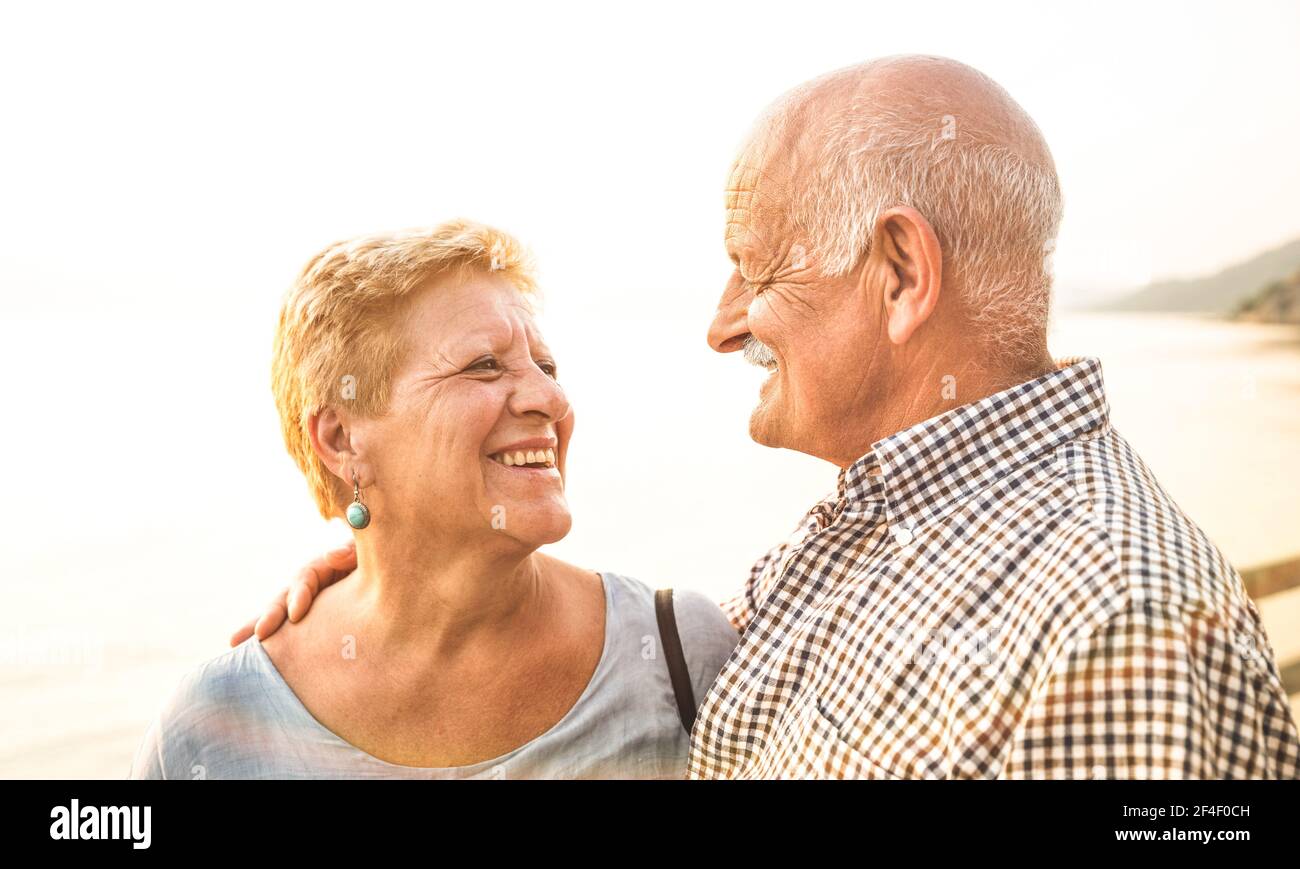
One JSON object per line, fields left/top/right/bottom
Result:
{"left": 784, "top": 56, "right": 1056, "bottom": 166}
{"left": 736, "top": 55, "right": 1063, "bottom": 360}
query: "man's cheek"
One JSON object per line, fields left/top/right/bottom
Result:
{"left": 747, "top": 292, "right": 776, "bottom": 340}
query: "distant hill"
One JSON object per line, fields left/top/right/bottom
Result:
{"left": 1098, "top": 237, "right": 1300, "bottom": 314}
{"left": 1233, "top": 268, "right": 1300, "bottom": 324}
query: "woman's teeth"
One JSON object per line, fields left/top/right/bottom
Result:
{"left": 490, "top": 448, "right": 557, "bottom": 468}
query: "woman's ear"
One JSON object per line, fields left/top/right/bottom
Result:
{"left": 308, "top": 406, "right": 355, "bottom": 483}
{"left": 874, "top": 205, "right": 943, "bottom": 345}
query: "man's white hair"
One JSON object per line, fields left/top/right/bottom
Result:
{"left": 765, "top": 70, "right": 1064, "bottom": 361}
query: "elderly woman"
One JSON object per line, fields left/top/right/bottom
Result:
{"left": 130, "top": 221, "right": 737, "bottom": 779}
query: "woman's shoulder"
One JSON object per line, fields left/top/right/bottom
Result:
{"left": 600, "top": 572, "right": 735, "bottom": 632}
{"left": 599, "top": 572, "right": 740, "bottom": 702}
{"left": 169, "top": 639, "right": 279, "bottom": 709}
{"left": 129, "top": 640, "right": 285, "bottom": 779}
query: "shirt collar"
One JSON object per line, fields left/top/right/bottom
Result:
{"left": 835, "top": 356, "right": 1110, "bottom": 530}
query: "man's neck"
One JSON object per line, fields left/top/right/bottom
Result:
{"left": 830, "top": 350, "right": 1056, "bottom": 468}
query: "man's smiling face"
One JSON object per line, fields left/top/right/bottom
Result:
{"left": 708, "top": 130, "right": 888, "bottom": 465}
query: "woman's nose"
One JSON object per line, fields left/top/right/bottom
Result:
{"left": 509, "top": 365, "right": 570, "bottom": 422}
{"left": 707, "top": 270, "right": 752, "bottom": 353}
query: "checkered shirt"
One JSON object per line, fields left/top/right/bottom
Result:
{"left": 687, "top": 357, "right": 1300, "bottom": 779}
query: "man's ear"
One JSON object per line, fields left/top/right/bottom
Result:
{"left": 873, "top": 205, "right": 943, "bottom": 345}
{"left": 308, "top": 406, "right": 356, "bottom": 483}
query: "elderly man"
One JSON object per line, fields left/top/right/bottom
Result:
{"left": 237, "top": 55, "right": 1300, "bottom": 779}
{"left": 692, "top": 54, "right": 1299, "bottom": 779}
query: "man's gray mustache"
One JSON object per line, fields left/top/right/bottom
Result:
{"left": 742, "top": 335, "right": 777, "bottom": 368}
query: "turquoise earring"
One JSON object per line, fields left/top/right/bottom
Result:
{"left": 346, "top": 471, "right": 370, "bottom": 530}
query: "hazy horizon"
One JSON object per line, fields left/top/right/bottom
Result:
{"left": 5, "top": 1, "right": 1300, "bottom": 323}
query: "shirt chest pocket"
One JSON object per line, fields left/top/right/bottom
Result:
{"left": 805, "top": 630, "right": 997, "bottom": 778}
{"left": 771, "top": 700, "right": 905, "bottom": 780}
{"left": 799, "top": 561, "right": 1003, "bottom": 778}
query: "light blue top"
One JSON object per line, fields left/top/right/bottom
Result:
{"left": 129, "top": 573, "right": 738, "bottom": 780}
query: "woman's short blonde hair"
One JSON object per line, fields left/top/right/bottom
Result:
{"left": 272, "top": 219, "right": 537, "bottom": 519}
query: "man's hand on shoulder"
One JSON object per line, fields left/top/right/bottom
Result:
{"left": 228, "top": 540, "right": 358, "bottom": 646}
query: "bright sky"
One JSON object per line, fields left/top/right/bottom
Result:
{"left": 3, "top": 0, "right": 1300, "bottom": 320}
{"left": 4, "top": 0, "right": 1300, "bottom": 601}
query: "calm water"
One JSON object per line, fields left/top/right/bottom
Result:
{"left": 2, "top": 310, "right": 1297, "bottom": 777}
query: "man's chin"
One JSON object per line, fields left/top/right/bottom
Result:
{"left": 748, "top": 405, "right": 784, "bottom": 450}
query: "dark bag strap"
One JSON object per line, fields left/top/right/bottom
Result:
{"left": 654, "top": 588, "right": 698, "bottom": 734}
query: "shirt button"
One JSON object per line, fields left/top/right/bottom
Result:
{"left": 893, "top": 525, "right": 915, "bottom": 546}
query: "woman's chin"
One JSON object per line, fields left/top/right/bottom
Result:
{"left": 484, "top": 497, "right": 572, "bottom": 547}
{"left": 535, "top": 516, "right": 573, "bottom": 546}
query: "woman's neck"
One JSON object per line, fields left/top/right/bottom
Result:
{"left": 340, "top": 529, "right": 552, "bottom": 661}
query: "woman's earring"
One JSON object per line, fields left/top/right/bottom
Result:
{"left": 346, "top": 471, "right": 371, "bottom": 530}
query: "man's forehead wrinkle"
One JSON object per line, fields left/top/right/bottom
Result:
{"left": 730, "top": 119, "right": 801, "bottom": 193}
{"left": 733, "top": 126, "right": 809, "bottom": 255}
{"left": 743, "top": 218, "right": 789, "bottom": 269}
{"left": 725, "top": 142, "right": 764, "bottom": 197}
{"left": 724, "top": 185, "right": 755, "bottom": 217}
{"left": 725, "top": 156, "right": 787, "bottom": 207}
{"left": 725, "top": 159, "right": 797, "bottom": 245}
{"left": 725, "top": 219, "right": 751, "bottom": 251}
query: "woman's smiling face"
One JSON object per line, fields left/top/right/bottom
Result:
{"left": 348, "top": 272, "right": 573, "bottom": 549}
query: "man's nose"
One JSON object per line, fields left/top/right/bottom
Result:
{"left": 707, "top": 272, "right": 751, "bottom": 354}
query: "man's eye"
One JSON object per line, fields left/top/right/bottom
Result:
{"left": 537, "top": 360, "right": 558, "bottom": 379}
{"left": 468, "top": 356, "right": 500, "bottom": 372}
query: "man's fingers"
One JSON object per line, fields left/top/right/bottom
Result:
{"left": 297, "top": 565, "right": 322, "bottom": 597}
{"left": 286, "top": 569, "right": 316, "bottom": 623}
{"left": 254, "top": 596, "right": 289, "bottom": 640}
{"left": 285, "top": 542, "right": 358, "bottom": 622}
{"left": 320, "top": 541, "right": 357, "bottom": 583}
{"left": 232, "top": 541, "right": 355, "bottom": 645}
{"left": 287, "top": 562, "right": 326, "bottom": 623}
{"left": 230, "top": 619, "right": 256, "bottom": 648}
{"left": 286, "top": 584, "right": 307, "bottom": 623}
